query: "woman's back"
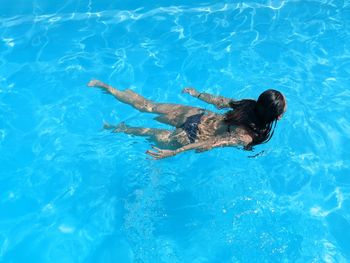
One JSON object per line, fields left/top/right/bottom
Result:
{"left": 198, "top": 112, "right": 253, "bottom": 145}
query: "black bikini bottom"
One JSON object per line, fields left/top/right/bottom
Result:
{"left": 180, "top": 112, "right": 205, "bottom": 143}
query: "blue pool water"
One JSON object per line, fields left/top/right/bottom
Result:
{"left": 1, "top": 0, "right": 350, "bottom": 262}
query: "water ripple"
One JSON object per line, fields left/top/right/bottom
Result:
{"left": 1, "top": 0, "right": 350, "bottom": 261}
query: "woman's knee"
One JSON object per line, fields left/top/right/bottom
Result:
{"left": 155, "top": 131, "right": 171, "bottom": 143}
{"left": 135, "top": 101, "right": 156, "bottom": 112}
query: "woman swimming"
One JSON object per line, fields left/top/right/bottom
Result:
{"left": 87, "top": 80, "right": 287, "bottom": 159}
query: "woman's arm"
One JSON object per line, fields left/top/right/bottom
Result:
{"left": 146, "top": 141, "right": 208, "bottom": 160}
{"left": 195, "top": 135, "right": 245, "bottom": 152}
{"left": 182, "top": 87, "right": 233, "bottom": 109}
{"left": 146, "top": 134, "right": 251, "bottom": 159}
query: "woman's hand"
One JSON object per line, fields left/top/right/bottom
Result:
{"left": 182, "top": 87, "right": 199, "bottom": 97}
{"left": 146, "top": 146, "right": 176, "bottom": 160}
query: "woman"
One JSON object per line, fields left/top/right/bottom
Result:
{"left": 87, "top": 80, "right": 287, "bottom": 159}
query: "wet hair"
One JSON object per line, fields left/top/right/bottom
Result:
{"left": 224, "top": 89, "right": 286, "bottom": 149}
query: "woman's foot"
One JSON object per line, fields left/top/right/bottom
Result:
{"left": 103, "top": 122, "right": 127, "bottom": 132}
{"left": 87, "top": 79, "right": 107, "bottom": 88}
{"left": 87, "top": 79, "right": 123, "bottom": 98}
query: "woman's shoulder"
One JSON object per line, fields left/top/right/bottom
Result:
{"left": 229, "top": 99, "right": 256, "bottom": 108}
{"left": 230, "top": 126, "right": 253, "bottom": 145}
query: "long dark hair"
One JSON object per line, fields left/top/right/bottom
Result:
{"left": 224, "top": 89, "right": 286, "bottom": 149}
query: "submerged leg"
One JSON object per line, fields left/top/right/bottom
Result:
{"left": 104, "top": 122, "right": 172, "bottom": 145}
{"left": 88, "top": 80, "right": 204, "bottom": 127}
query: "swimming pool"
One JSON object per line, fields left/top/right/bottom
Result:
{"left": 1, "top": 0, "right": 350, "bottom": 262}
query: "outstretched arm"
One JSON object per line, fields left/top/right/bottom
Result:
{"left": 182, "top": 87, "right": 233, "bottom": 109}
{"left": 146, "top": 141, "right": 208, "bottom": 160}
{"left": 146, "top": 134, "right": 251, "bottom": 159}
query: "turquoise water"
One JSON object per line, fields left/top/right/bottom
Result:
{"left": 1, "top": 0, "right": 350, "bottom": 262}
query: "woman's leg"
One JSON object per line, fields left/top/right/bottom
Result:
{"left": 88, "top": 80, "right": 156, "bottom": 112}
{"left": 104, "top": 122, "right": 172, "bottom": 145}
{"left": 88, "top": 80, "right": 203, "bottom": 127}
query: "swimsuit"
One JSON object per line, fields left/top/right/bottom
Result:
{"left": 181, "top": 112, "right": 205, "bottom": 143}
